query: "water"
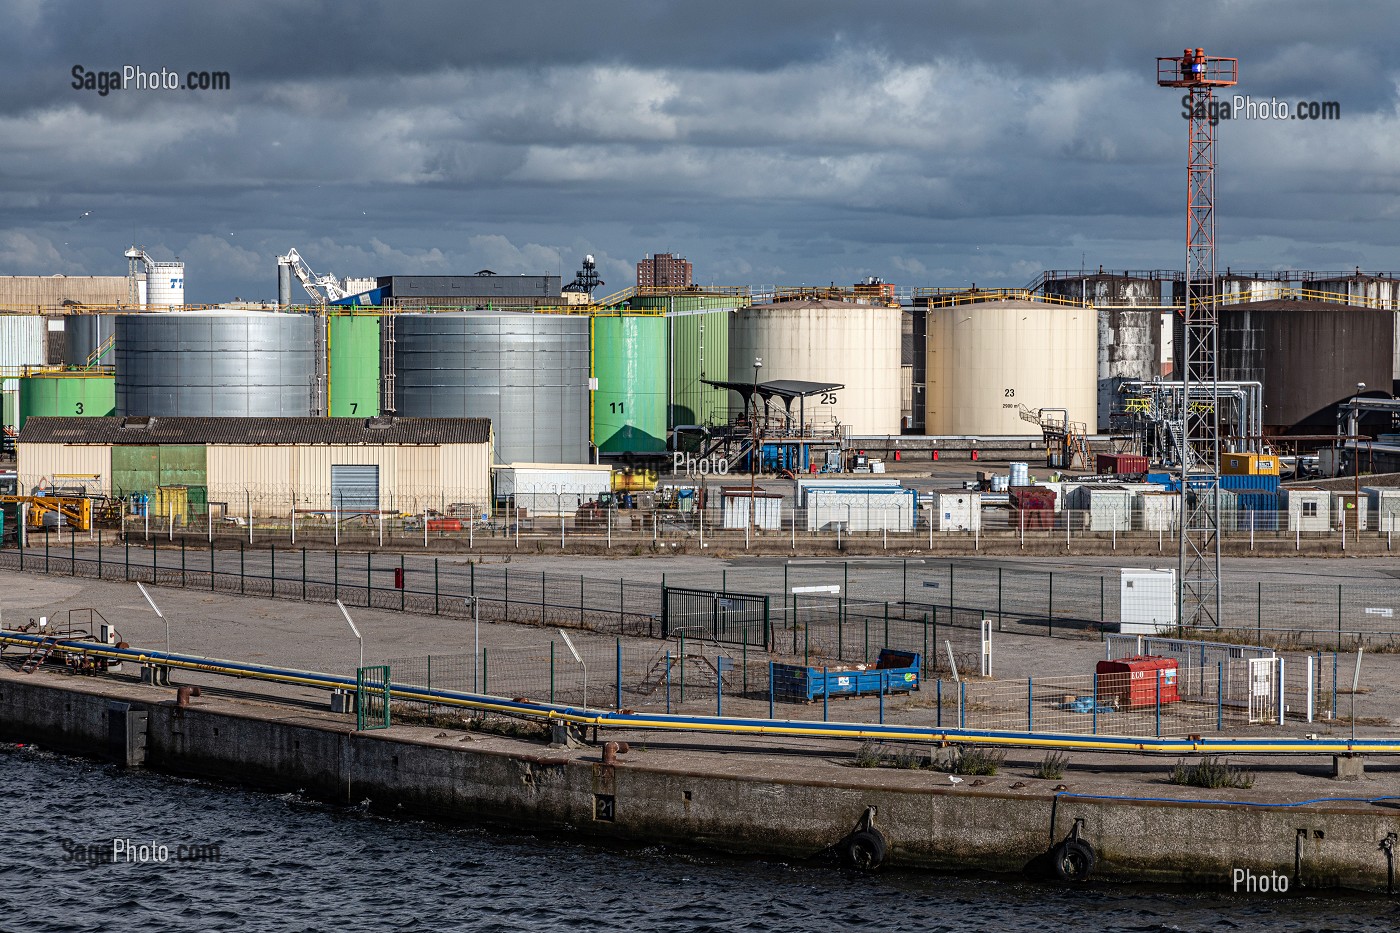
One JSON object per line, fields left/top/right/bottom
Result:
{"left": 2, "top": 744, "right": 1396, "bottom": 933}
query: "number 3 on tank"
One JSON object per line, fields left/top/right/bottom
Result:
{"left": 75, "top": 401, "right": 84, "bottom": 414}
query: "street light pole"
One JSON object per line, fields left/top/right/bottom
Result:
{"left": 750, "top": 356, "right": 763, "bottom": 536}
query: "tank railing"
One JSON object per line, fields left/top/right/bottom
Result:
{"left": 18, "top": 365, "right": 116, "bottom": 377}
{"left": 917, "top": 289, "right": 1091, "bottom": 309}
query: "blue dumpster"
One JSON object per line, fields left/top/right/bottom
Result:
{"left": 773, "top": 649, "right": 921, "bottom": 702}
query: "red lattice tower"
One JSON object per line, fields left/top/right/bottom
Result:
{"left": 1158, "top": 48, "right": 1237, "bottom": 629}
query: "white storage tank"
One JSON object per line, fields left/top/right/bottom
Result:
{"left": 146, "top": 261, "right": 185, "bottom": 307}
{"left": 729, "top": 300, "right": 901, "bottom": 435}
{"left": 926, "top": 300, "right": 1095, "bottom": 436}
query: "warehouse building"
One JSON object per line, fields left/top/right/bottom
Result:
{"left": 15, "top": 416, "right": 492, "bottom": 519}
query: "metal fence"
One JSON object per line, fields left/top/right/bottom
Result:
{"left": 6, "top": 534, "right": 1400, "bottom": 651}
{"left": 97, "top": 500, "right": 1400, "bottom": 554}
{"left": 380, "top": 635, "right": 1313, "bottom": 736}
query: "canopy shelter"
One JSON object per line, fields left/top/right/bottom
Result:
{"left": 701, "top": 378, "right": 844, "bottom": 434}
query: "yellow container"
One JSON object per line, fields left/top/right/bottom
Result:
{"left": 1221, "top": 452, "right": 1280, "bottom": 476}
{"left": 154, "top": 485, "right": 190, "bottom": 522}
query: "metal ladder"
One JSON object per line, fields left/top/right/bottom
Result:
{"left": 380, "top": 314, "right": 396, "bottom": 415}
{"left": 19, "top": 637, "right": 58, "bottom": 674}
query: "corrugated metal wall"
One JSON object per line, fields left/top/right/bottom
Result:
{"left": 16, "top": 443, "right": 110, "bottom": 493}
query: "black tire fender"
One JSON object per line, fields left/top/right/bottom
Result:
{"left": 1051, "top": 838, "right": 1096, "bottom": 882}
{"left": 842, "top": 828, "right": 888, "bottom": 871}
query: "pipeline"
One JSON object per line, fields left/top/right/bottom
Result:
{"left": 6, "top": 630, "right": 1400, "bottom": 756}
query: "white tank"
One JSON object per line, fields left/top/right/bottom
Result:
{"left": 145, "top": 261, "right": 184, "bottom": 307}
{"left": 926, "top": 300, "right": 1096, "bottom": 435}
{"left": 1009, "top": 462, "right": 1030, "bottom": 486}
{"left": 729, "top": 300, "right": 902, "bottom": 435}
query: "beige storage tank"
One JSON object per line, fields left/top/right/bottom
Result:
{"left": 926, "top": 299, "right": 1095, "bottom": 435}
{"left": 729, "top": 300, "right": 901, "bottom": 435}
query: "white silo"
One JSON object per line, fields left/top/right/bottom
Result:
{"left": 729, "top": 299, "right": 902, "bottom": 435}
{"left": 926, "top": 299, "right": 1096, "bottom": 435}
{"left": 125, "top": 246, "right": 184, "bottom": 307}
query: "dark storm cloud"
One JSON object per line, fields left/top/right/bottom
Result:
{"left": 1, "top": 0, "right": 1398, "bottom": 301}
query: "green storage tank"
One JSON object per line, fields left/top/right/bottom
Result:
{"left": 17, "top": 372, "right": 116, "bottom": 427}
{"left": 592, "top": 314, "right": 668, "bottom": 453}
{"left": 629, "top": 294, "right": 737, "bottom": 429}
{"left": 328, "top": 314, "right": 381, "bottom": 417}
{"left": 2, "top": 389, "right": 16, "bottom": 431}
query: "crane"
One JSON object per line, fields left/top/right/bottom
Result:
{"left": 1158, "top": 47, "right": 1238, "bottom": 630}
{"left": 277, "top": 248, "right": 349, "bottom": 305}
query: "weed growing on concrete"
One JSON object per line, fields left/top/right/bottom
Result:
{"left": 934, "top": 746, "right": 1005, "bottom": 776}
{"left": 1033, "top": 751, "right": 1070, "bottom": 780}
{"left": 854, "top": 741, "right": 884, "bottom": 768}
{"left": 1169, "top": 756, "right": 1255, "bottom": 789}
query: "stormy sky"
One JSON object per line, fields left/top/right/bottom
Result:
{"left": 2, "top": 0, "right": 1397, "bottom": 303}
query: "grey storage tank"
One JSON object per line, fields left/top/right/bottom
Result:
{"left": 64, "top": 313, "right": 117, "bottom": 366}
{"left": 115, "top": 311, "right": 316, "bottom": 416}
{"left": 393, "top": 311, "right": 590, "bottom": 463}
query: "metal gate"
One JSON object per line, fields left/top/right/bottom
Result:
{"left": 660, "top": 586, "right": 770, "bottom": 648}
{"left": 1247, "top": 657, "right": 1280, "bottom": 724}
{"left": 356, "top": 664, "right": 391, "bottom": 730}
{"left": 332, "top": 464, "right": 379, "bottom": 514}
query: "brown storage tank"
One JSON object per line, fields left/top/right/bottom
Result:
{"left": 1175, "top": 300, "right": 1392, "bottom": 434}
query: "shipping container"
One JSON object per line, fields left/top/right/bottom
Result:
{"left": 1069, "top": 485, "right": 1133, "bottom": 531}
{"left": 1096, "top": 453, "right": 1149, "bottom": 475}
{"left": 1009, "top": 485, "right": 1056, "bottom": 529}
{"left": 805, "top": 486, "right": 916, "bottom": 532}
{"left": 1095, "top": 655, "right": 1180, "bottom": 708}
{"left": 1221, "top": 452, "right": 1281, "bottom": 476}
{"left": 1119, "top": 568, "right": 1176, "bottom": 634}
{"left": 721, "top": 489, "right": 783, "bottom": 530}
{"left": 493, "top": 463, "right": 613, "bottom": 516}
{"left": 1234, "top": 490, "right": 1280, "bottom": 530}
{"left": 935, "top": 490, "right": 981, "bottom": 531}
{"left": 1138, "top": 492, "right": 1178, "bottom": 532}
{"left": 1219, "top": 473, "right": 1279, "bottom": 493}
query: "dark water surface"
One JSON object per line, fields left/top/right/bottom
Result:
{"left": 2, "top": 745, "right": 1396, "bottom": 932}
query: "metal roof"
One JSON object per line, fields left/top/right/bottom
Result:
{"left": 17, "top": 416, "right": 491, "bottom": 447}
{"left": 702, "top": 378, "right": 844, "bottom": 401}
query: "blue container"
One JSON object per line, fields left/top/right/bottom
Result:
{"left": 772, "top": 649, "right": 921, "bottom": 702}
{"left": 1235, "top": 490, "right": 1280, "bottom": 530}
{"left": 1220, "top": 473, "right": 1279, "bottom": 493}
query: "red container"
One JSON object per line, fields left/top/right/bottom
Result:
{"left": 1010, "top": 485, "right": 1057, "bottom": 530}
{"left": 1095, "top": 655, "right": 1179, "bottom": 709}
{"left": 426, "top": 518, "right": 462, "bottom": 532}
{"left": 1096, "top": 453, "right": 1150, "bottom": 475}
